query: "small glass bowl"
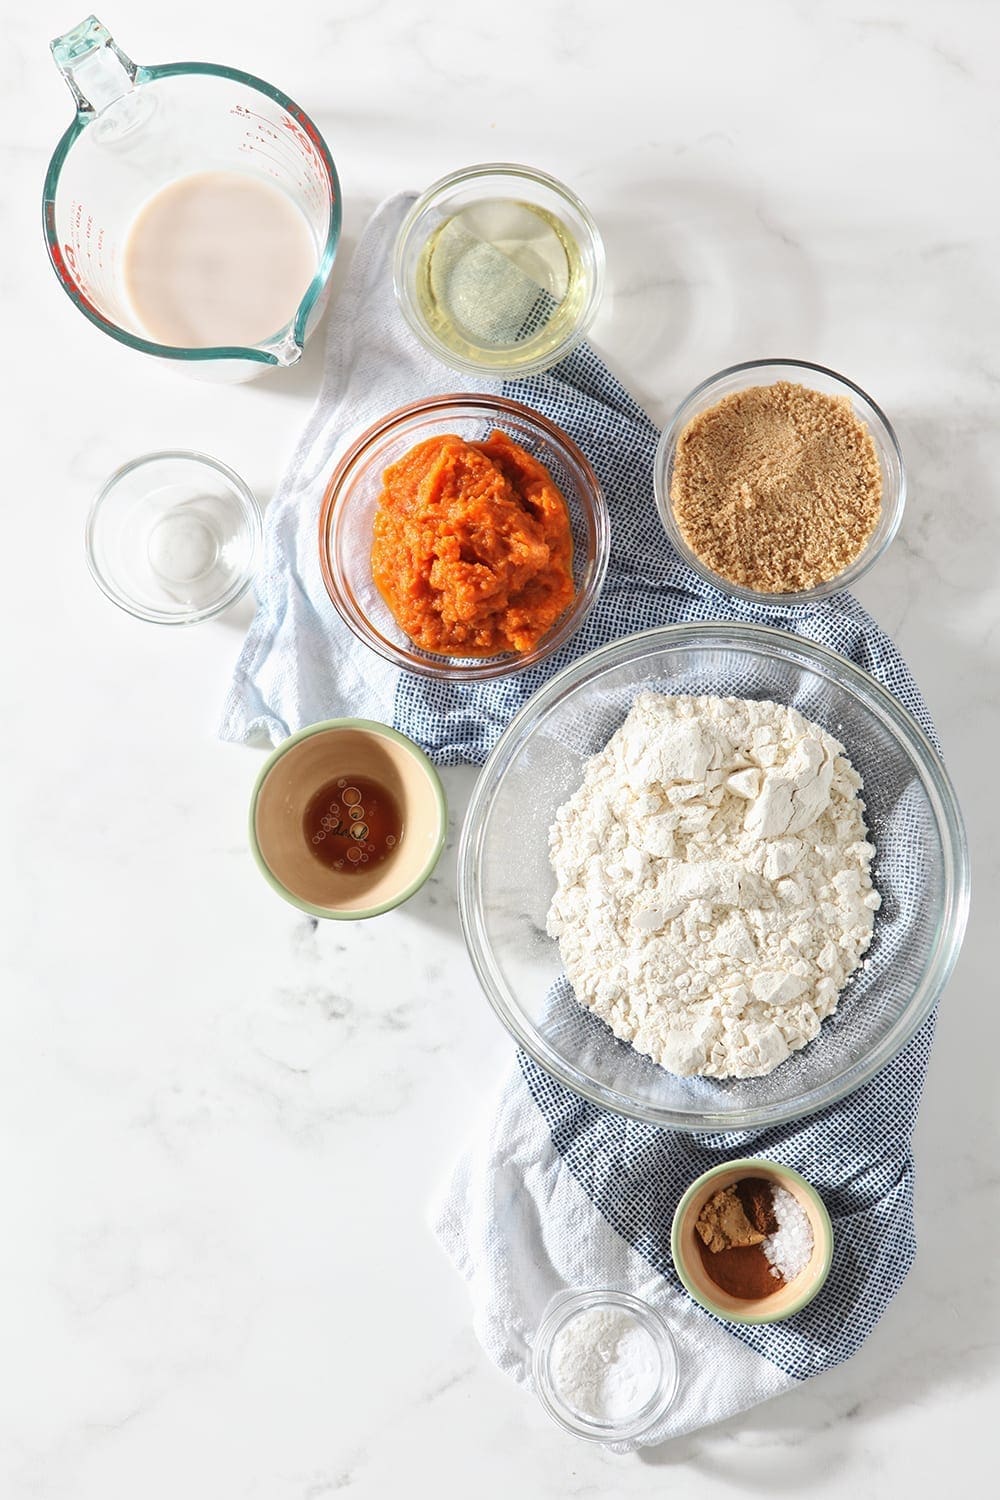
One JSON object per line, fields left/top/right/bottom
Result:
{"left": 393, "top": 162, "right": 605, "bottom": 379}
{"left": 318, "top": 394, "right": 609, "bottom": 682}
{"left": 654, "top": 359, "right": 906, "bottom": 606}
{"left": 531, "top": 1288, "right": 679, "bottom": 1445}
{"left": 86, "top": 450, "right": 263, "bottom": 624}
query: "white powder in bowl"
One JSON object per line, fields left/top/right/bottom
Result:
{"left": 546, "top": 692, "right": 879, "bottom": 1080}
{"left": 763, "top": 1185, "right": 815, "bottom": 1280}
{"left": 548, "top": 1305, "right": 662, "bottom": 1422}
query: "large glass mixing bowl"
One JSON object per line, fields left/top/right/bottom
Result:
{"left": 458, "top": 624, "right": 969, "bottom": 1131}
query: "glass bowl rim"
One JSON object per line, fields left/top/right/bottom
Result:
{"left": 84, "top": 448, "right": 263, "bottom": 625}
{"left": 531, "top": 1286, "right": 680, "bottom": 1442}
{"left": 654, "top": 358, "right": 907, "bottom": 608}
{"left": 391, "top": 160, "right": 606, "bottom": 379}
{"left": 317, "top": 392, "right": 611, "bottom": 682}
{"left": 458, "top": 620, "right": 970, "bottom": 1131}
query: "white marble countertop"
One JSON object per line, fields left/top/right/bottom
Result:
{"left": 4, "top": 1, "right": 995, "bottom": 1494}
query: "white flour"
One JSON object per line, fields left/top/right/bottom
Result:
{"left": 548, "top": 1306, "right": 661, "bottom": 1421}
{"left": 546, "top": 693, "right": 880, "bottom": 1079}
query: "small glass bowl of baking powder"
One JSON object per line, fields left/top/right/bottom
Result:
{"left": 531, "top": 1288, "right": 679, "bottom": 1444}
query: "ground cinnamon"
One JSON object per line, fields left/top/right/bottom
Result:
{"left": 694, "top": 1177, "right": 785, "bottom": 1300}
{"left": 696, "top": 1237, "right": 781, "bottom": 1300}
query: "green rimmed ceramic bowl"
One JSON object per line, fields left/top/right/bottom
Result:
{"left": 249, "top": 718, "right": 447, "bottom": 920}
{"left": 670, "top": 1159, "right": 834, "bottom": 1325}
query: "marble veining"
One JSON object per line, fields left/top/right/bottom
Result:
{"left": 4, "top": 2, "right": 995, "bottom": 1496}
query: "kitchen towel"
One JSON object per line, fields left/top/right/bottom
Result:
{"left": 222, "top": 195, "right": 944, "bottom": 1446}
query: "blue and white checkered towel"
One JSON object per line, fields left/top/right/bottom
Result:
{"left": 221, "top": 195, "right": 950, "bottom": 1446}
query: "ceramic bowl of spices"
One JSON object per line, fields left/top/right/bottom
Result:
{"left": 531, "top": 1288, "right": 680, "bottom": 1445}
{"left": 670, "top": 1159, "right": 833, "bottom": 1324}
{"left": 654, "top": 359, "right": 906, "bottom": 605}
{"left": 249, "top": 718, "right": 447, "bottom": 920}
{"left": 393, "top": 162, "right": 605, "bottom": 379}
{"left": 319, "top": 393, "right": 609, "bottom": 682}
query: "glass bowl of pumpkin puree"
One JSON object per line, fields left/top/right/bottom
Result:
{"left": 319, "top": 394, "right": 609, "bottom": 681}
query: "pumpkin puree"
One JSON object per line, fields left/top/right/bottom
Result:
{"left": 371, "top": 430, "right": 574, "bottom": 656}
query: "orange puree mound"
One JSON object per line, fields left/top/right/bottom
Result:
{"left": 371, "top": 429, "right": 575, "bottom": 656}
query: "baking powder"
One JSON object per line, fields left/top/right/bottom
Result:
{"left": 548, "top": 1305, "right": 662, "bottom": 1422}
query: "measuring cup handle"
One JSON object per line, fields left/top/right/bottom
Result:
{"left": 50, "top": 15, "right": 139, "bottom": 116}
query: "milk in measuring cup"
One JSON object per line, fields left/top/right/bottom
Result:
{"left": 122, "top": 170, "right": 317, "bottom": 348}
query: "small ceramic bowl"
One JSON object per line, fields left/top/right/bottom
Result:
{"left": 654, "top": 359, "right": 905, "bottom": 606}
{"left": 249, "top": 719, "right": 447, "bottom": 920}
{"left": 318, "top": 393, "right": 609, "bottom": 682}
{"left": 670, "top": 1159, "right": 833, "bottom": 1324}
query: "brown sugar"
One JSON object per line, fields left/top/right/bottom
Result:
{"left": 694, "top": 1185, "right": 766, "bottom": 1254}
{"left": 670, "top": 381, "right": 883, "bottom": 593}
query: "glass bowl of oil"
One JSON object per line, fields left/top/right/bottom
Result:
{"left": 393, "top": 163, "right": 605, "bottom": 379}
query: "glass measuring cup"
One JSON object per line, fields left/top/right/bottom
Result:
{"left": 43, "top": 16, "right": 341, "bottom": 382}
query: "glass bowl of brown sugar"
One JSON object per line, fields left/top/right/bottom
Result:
{"left": 654, "top": 359, "right": 906, "bottom": 606}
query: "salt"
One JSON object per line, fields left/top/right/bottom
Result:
{"left": 762, "top": 1185, "right": 814, "bottom": 1280}
{"left": 548, "top": 1305, "right": 661, "bottom": 1423}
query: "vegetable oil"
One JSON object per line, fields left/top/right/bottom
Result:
{"left": 414, "top": 198, "right": 588, "bottom": 372}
